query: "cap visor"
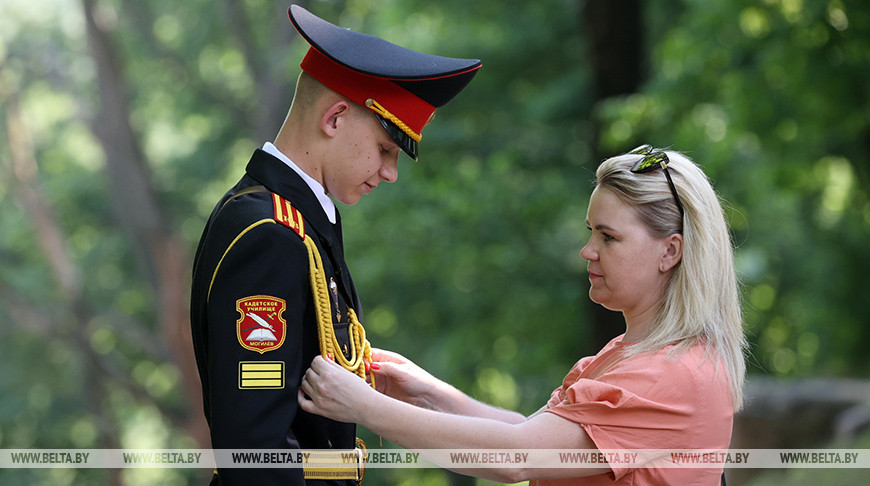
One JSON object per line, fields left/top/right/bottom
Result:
{"left": 375, "top": 115, "right": 418, "bottom": 161}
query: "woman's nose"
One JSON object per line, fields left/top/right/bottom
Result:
{"left": 580, "top": 242, "right": 595, "bottom": 262}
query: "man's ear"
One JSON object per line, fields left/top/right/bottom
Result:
{"left": 320, "top": 100, "right": 352, "bottom": 137}
{"left": 660, "top": 233, "right": 683, "bottom": 273}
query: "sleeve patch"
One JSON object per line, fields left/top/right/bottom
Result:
{"left": 238, "top": 361, "right": 285, "bottom": 389}
{"left": 236, "top": 295, "right": 287, "bottom": 354}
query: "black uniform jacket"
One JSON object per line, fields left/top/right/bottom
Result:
{"left": 190, "top": 149, "right": 361, "bottom": 485}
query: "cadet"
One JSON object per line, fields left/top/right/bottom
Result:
{"left": 189, "top": 4, "right": 481, "bottom": 485}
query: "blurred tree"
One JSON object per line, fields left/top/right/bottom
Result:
{"left": 580, "top": 0, "right": 645, "bottom": 351}
{"left": 81, "top": 0, "right": 205, "bottom": 452}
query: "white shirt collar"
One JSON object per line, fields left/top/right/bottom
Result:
{"left": 261, "top": 142, "right": 336, "bottom": 224}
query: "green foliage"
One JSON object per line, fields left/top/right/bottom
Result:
{"left": 597, "top": 0, "right": 870, "bottom": 378}
{"left": 2, "top": 0, "right": 869, "bottom": 484}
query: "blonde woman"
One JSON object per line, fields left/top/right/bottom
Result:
{"left": 299, "top": 146, "right": 746, "bottom": 485}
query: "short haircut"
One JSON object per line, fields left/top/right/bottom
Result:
{"left": 291, "top": 71, "right": 332, "bottom": 113}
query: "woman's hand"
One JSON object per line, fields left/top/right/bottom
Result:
{"left": 298, "top": 355, "right": 376, "bottom": 424}
{"left": 370, "top": 348, "right": 444, "bottom": 410}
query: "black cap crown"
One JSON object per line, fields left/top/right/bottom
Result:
{"left": 289, "top": 5, "right": 482, "bottom": 160}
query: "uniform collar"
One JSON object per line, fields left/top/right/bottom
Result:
{"left": 261, "top": 142, "right": 336, "bottom": 224}
{"left": 244, "top": 149, "right": 341, "bottom": 243}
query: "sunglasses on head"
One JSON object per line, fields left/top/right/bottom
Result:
{"left": 628, "top": 144, "right": 685, "bottom": 219}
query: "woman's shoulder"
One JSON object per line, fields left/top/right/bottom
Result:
{"left": 605, "top": 340, "right": 727, "bottom": 395}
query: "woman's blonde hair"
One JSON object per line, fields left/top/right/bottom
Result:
{"left": 595, "top": 150, "right": 747, "bottom": 410}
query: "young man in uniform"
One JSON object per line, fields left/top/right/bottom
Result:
{"left": 189, "top": 5, "right": 481, "bottom": 485}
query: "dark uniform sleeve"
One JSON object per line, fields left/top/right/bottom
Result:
{"left": 206, "top": 221, "right": 309, "bottom": 485}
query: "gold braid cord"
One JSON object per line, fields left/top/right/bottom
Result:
{"left": 271, "top": 190, "right": 374, "bottom": 388}
{"left": 365, "top": 98, "right": 423, "bottom": 142}
{"left": 303, "top": 235, "right": 375, "bottom": 389}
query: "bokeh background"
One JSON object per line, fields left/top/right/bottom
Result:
{"left": 2, "top": 0, "right": 869, "bottom": 484}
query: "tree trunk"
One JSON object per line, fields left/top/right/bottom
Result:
{"left": 580, "top": 0, "right": 644, "bottom": 350}
{"left": 80, "top": 0, "right": 209, "bottom": 449}
{"left": 6, "top": 93, "right": 125, "bottom": 486}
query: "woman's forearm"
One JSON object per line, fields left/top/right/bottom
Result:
{"left": 355, "top": 389, "right": 606, "bottom": 482}
{"left": 357, "top": 391, "right": 537, "bottom": 482}
{"left": 361, "top": 390, "right": 520, "bottom": 450}
{"left": 371, "top": 352, "right": 526, "bottom": 423}
{"left": 426, "top": 381, "right": 527, "bottom": 424}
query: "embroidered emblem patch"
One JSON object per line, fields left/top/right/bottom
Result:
{"left": 236, "top": 295, "right": 286, "bottom": 354}
{"left": 239, "top": 361, "right": 285, "bottom": 389}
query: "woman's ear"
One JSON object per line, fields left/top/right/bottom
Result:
{"left": 660, "top": 233, "right": 683, "bottom": 273}
{"left": 320, "top": 100, "right": 352, "bottom": 137}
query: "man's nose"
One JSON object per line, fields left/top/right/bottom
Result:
{"left": 380, "top": 156, "right": 399, "bottom": 183}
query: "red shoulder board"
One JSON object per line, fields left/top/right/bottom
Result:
{"left": 272, "top": 193, "right": 306, "bottom": 240}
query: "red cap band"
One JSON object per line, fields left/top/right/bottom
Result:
{"left": 300, "top": 47, "right": 436, "bottom": 136}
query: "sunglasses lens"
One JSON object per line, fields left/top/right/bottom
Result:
{"left": 631, "top": 151, "right": 668, "bottom": 173}
{"left": 626, "top": 147, "right": 685, "bottom": 219}
{"left": 629, "top": 144, "right": 653, "bottom": 155}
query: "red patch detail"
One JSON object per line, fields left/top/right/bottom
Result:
{"left": 236, "top": 296, "right": 287, "bottom": 354}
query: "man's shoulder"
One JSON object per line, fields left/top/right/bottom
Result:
{"left": 217, "top": 188, "right": 275, "bottom": 223}
{"left": 201, "top": 187, "right": 309, "bottom": 251}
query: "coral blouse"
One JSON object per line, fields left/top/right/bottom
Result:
{"left": 532, "top": 335, "right": 733, "bottom": 486}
